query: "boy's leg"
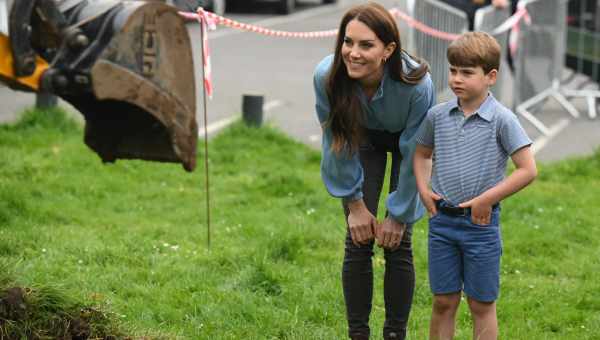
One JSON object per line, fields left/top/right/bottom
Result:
{"left": 430, "top": 293, "right": 461, "bottom": 340}
{"left": 462, "top": 210, "right": 502, "bottom": 340}
{"left": 428, "top": 213, "right": 463, "bottom": 340}
{"left": 467, "top": 298, "right": 497, "bottom": 340}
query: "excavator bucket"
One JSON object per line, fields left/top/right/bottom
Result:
{"left": 7, "top": 0, "right": 198, "bottom": 171}
{"left": 74, "top": 1, "right": 197, "bottom": 171}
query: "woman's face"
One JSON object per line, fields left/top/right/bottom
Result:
{"left": 341, "top": 19, "right": 395, "bottom": 85}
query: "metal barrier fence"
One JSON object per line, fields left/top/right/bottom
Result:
{"left": 404, "top": 0, "right": 511, "bottom": 103}
{"left": 515, "top": 0, "right": 581, "bottom": 136}
{"left": 406, "top": 0, "right": 468, "bottom": 99}
{"left": 473, "top": 5, "right": 511, "bottom": 105}
{"left": 563, "top": 0, "right": 600, "bottom": 118}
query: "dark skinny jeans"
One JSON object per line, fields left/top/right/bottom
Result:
{"left": 342, "top": 129, "right": 415, "bottom": 340}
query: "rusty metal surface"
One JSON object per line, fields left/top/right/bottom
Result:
{"left": 90, "top": 60, "right": 197, "bottom": 170}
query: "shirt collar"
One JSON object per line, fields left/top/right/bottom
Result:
{"left": 357, "top": 64, "right": 388, "bottom": 103}
{"left": 449, "top": 93, "right": 496, "bottom": 122}
{"left": 371, "top": 69, "right": 387, "bottom": 101}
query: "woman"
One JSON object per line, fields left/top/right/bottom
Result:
{"left": 313, "top": 3, "right": 435, "bottom": 339}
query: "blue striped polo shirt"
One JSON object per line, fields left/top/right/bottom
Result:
{"left": 415, "top": 94, "right": 532, "bottom": 206}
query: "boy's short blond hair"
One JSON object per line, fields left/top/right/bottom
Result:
{"left": 447, "top": 31, "right": 501, "bottom": 74}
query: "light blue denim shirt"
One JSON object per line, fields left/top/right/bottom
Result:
{"left": 313, "top": 53, "right": 436, "bottom": 224}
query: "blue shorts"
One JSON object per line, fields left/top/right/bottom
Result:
{"left": 428, "top": 208, "right": 502, "bottom": 302}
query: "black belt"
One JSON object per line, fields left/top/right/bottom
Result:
{"left": 435, "top": 200, "right": 499, "bottom": 217}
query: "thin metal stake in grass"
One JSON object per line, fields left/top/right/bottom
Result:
{"left": 199, "top": 17, "right": 211, "bottom": 250}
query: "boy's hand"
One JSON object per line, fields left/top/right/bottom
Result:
{"left": 458, "top": 197, "right": 493, "bottom": 225}
{"left": 421, "top": 191, "right": 442, "bottom": 217}
{"left": 375, "top": 217, "right": 406, "bottom": 250}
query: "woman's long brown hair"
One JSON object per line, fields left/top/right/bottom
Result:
{"left": 326, "top": 2, "right": 429, "bottom": 155}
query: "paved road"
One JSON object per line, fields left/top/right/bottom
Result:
{"left": 1, "top": 0, "right": 599, "bottom": 163}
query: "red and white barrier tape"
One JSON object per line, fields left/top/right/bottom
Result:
{"left": 181, "top": 6, "right": 531, "bottom": 98}
{"left": 183, "top": 8, "right": 216, "bottom": 98}
{"left": 491, "top": 2, "right": 531, "bottom": 57}
{"left": 179, "top": 10, "right": 338, "bottom": 38}
{"left": 388, "top": 8, "right": 460, "bottom": 41}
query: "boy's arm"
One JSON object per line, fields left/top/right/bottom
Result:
{"left": 459, "top": 146, "right": 537, "bottom": 224}
{"left": 413, "top": 144, "right": 441, "bottom": 217}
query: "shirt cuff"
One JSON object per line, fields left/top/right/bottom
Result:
{"left": 342, "top": 191, "right": 363, "bottom": 205}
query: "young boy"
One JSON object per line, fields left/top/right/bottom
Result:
{"left": 413, "top": 32, "right": 537, "bottom": 340}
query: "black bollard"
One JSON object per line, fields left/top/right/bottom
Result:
{"left": 242, "top": 94, "right": 264, "bottom": 127}
{"left": 36, "top": 92, "right": 58, "bottom": 108}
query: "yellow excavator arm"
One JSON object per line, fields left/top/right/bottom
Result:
{"left": 0, "top": 33, "right": 48, "bottom": 91}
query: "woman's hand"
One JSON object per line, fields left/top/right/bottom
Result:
{"left": 347, "top": 199, "right": 376, "bottom": 246}
{"left": 375, "top": 217, "right": 406, "bottom": 250}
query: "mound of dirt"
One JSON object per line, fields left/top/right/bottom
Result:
{"left": 0, "top": 286, "right": 121, "bottom": 340}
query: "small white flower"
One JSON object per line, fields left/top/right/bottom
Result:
{"left": 528, "top": 285, "right": 534, "bottom": 289}
{"left": 42, "top": 248, "right": 47, "bottom": 253}
{"left": 78, "top": 260, "right": 83, "bottom": 264}
{"left": 537, "top": 208, "right": 544, "bottom": 213}
{"left": 533, "top": 225, "right": 540, "bottom": 229}
{"left": 163, "top": 242, "right": 170, "bottom": 247}
{"left": 306, "top": 208, "right": 316, "bottom": 215}
{"left": 515, "top": 270, "right": 521, "bottom": 274}
{"left": 170, "top": 245, "right": 179, "bottom": 251}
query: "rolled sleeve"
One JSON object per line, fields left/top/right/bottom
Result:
{"left": 415, "top": 109, "right": 435, "bottom": 148}
{"left": 386, "top": 75, "right": 435, "bottom": 223}
{"left": 314, "top": 57, "right": 364, "bottom": 202}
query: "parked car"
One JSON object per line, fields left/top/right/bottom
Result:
{"left": 168, "top": 0, "right": 336, "bottom": 16}
{"left": 168, "top": 0, "right": 226, "bottom": 16}
{"left": 268, "top": 0, "right": 337, "bottom": 15}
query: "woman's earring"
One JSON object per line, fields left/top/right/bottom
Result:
{"left": 383, "top": 56, "right": 387, "bottom": 63}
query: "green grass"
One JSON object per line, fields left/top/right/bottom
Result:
{"left": 1, "top": 108, "right": 600, "bottom": 339}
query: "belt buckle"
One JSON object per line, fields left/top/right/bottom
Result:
{"left": 456, "top": 207, "right": 468, "bottom": 217}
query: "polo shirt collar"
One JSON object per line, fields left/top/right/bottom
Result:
{"left": 449, "top": 93, "right": 496, "bottom": 122}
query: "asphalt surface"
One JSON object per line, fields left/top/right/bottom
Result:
{"left": 1, "top": 0, "right": 599, "bottom": 164}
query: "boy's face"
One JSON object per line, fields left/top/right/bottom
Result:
{"left": 448, "top": 65, "right": 497, "bottom": 103}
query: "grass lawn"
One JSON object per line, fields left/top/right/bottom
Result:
{"left": 1, "top": 108, "right": 599, "bottom": 339}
